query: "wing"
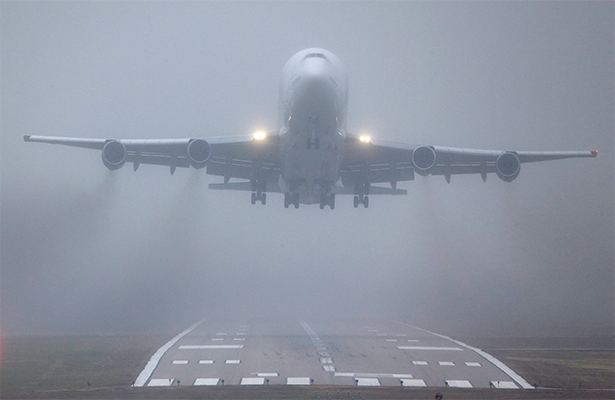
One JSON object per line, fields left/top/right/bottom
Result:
{"left": 341, "top": 133, "right": 597, "bottom": 186}
{"left": 24, "top": 133, "right": 281, "bottom": 180}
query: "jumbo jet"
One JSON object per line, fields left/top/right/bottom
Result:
{"left": 24, "top": 48, "right": 597, "bottom": 209}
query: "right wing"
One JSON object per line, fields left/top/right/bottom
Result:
{"left": 24, "top": 134, "right": 282, "bottom": 181}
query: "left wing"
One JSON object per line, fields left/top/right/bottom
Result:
{"left": 341, "top": 133, "right": 597, "bottom": 187}
{"left": 24, "top": 134, "right": 281, "bottom": 181}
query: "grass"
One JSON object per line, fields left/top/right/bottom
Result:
{"left": 1, "top": 334, "right": 613, "bottom": 399}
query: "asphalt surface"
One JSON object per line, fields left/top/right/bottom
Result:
{"left": 139, "top": 318, "right": 529, "bottom": 389}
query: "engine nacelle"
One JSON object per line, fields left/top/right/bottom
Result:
{"left": 496, "top": 152, "right": 521, "bottom": 182}
{"left": 102, "top": 140, "right": 126, "bottom": 170}
{"left": 187, "top": 139, "right": 211, "bottom": 169}
{"left": 412, "top": 145, "right": 436, "bottom": 176}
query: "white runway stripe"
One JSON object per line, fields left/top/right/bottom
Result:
{"left": 465, "top": 362, "right": 481, "bottom": 366}
{"left": 241, "top": 377, "right": 264, "bottom": 385}
{"left": 198, "top": 360, "right": 214, "bottom": 364}
{"left": 412, "top": 361, "right": 428, "bottom": 365}
{"left": 134, "top": 320, "right": 202, "bottom": 387}
{"left": 491, "top": 381, "right": 519, "bottom": 389}
{"left": 194, "top": 378, "right": 219, "bottom": 386}
{"left": 179, "top": 345, "right": 243, "bottom": 349}
{"left": 148, "top": 378, "right": 173, "bottom": 387}
{"left": 172, "top": 360, "right": 189, "bottom": 364}
{"left": 438, "top": 361, "right": 455, "bottom": 366}
{"left": 287, "top": 377, "right": 311, "bottom": 385}
{"left": 446, "top": 380, "right": 473, "bottom": 388}
{"left": 225, "top": 359, "right": 240, "bottom": 364}
{"left": 401, "top": 379, "right": 427, "bottom": 387}
{"left": 356, "top": 378, "right": 380, "bottom": 386}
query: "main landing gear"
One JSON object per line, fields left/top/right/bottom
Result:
{"left": 284, "top": 192, "right": 300, "bottom": 209}
{"left": 250, "top": 180, "right": 267, "bottom": 205}
{"left": 320, "top": 193, "right": 335, "bottom": 210}
{"left": 353, "top": 183, "right": 370, "bottom": 208}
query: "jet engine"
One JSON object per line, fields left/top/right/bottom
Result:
{"left": 102, "top": 140, "right": 127, "bottom": 170}
{"left": 412, "top": 145, "right": 436, "bottom": 176}
{"left": 187, "top": 139, "right": 212, "bottom": 169}
{"left": 495, "top": 152, "right": 521, "bottom": 182}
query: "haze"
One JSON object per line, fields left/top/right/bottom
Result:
{"left": 1, "top": 1, "right": 613, "bottom": 337}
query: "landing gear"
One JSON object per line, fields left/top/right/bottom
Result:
{"left": 353, "top": 183, "right": 370, "bottom": 208}
{"left": 250, "top": 179, "right": 267, "bottom": 205}
{"left": 319, "top": 193, "right": 335, "bottom": 210}
{"left": 284, "top": 192, "right": 300, "bottom": 209}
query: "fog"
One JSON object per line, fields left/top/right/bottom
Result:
{"left": 1, "top": 2, "right": 613, "bottom": 337}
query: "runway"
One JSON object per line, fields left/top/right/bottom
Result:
{"left": 135, "top": 318, "right": 532, "bottom": 389}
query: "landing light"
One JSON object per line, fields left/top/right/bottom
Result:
{"left": 253, "top": 131, "right": 267, "bottom": 141}
{"left": 359, "top": 135, "right": 371, "bottom": 143}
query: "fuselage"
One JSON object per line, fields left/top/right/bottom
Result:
{"left": 277, "top": 48, "right": 349, "bottom": 204}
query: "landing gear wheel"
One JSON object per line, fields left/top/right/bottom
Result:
{"left": 251, "top": 192, "right": 257, "bottom": 205}
{"left": 353, "top": 195, "right": 359, "bottom": 208}
{"left": 261, "top": 193, "right": 266, "bottom": 205}
{"left": 363, "top": 196, "right": 369, "bottom": 208}
{"left": 330, "top": 194, "right": 335, "bottom": 210}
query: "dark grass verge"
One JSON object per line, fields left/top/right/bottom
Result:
{"left": 0, "top": 333, "right": 172, "bottom": 398}
{"left": 2, "top": 385, "right": 614, "bottom": 400}
{"left": 459, "top": 336, "right": 615, "bottom": 390}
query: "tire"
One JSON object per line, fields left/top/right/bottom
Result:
{"left": 251, "top": 192, "right": 257, "bottom": 205}
{"left": 353, "top": 195, "right": 359, "bottom": 208}
{"left": 261, "top": 193, "right": 266, "bottom": 205}
{"left": 364, "top": 196, "right": 369, "bottom": 208}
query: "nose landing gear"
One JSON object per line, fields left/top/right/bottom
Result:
{"left": 319, "top": 193, "right": 335, "bottom": 210}
{"left": 353, "top": 183, "right": 370, "bottom": 208}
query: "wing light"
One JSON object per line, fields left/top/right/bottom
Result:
{"left": 359, "top": 135, "right": 371, "bottom": 144}
{"left": 253, "top": 131, "right": 267, "bottom": 141}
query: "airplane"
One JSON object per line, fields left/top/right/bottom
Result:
{"left": 24, "top": 48, "right": 597, "bottom": 209}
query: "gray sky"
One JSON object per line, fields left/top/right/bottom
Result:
{"left": 1, "top": 1, "right": 613, "bottom": 336}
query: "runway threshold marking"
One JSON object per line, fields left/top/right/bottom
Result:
{"left": 446, "top": 380, "right": 473, "bottom": 388}
{"left": 335, "top": 372, "right": 413, "bottom": 379}
{"left": 412, "top": 361, "right": 428, "bottom": 365}
{"left": 491, "top": 381, "right": 519, "bottom": 389}
{"left": 241, "top": 377, "right": 265, "bottom": 385}
{"left": 179, "top": 345, "right": 244, "bottom": 349}
{"left": 199, "top": 360, "right": 214, "bottom": 364}
{"left": 134, "top": 320, "right": 203, "bottom": 387}
{"left": 438, "top": 361, "right": 455, "bottom": 366}
{"left": 356, "top": 378, "right": 380, "bottom": 386}
{"left": 394, "top": 320, "right": 534, "bottom": 389}
{"left": 255, "top": 373, "right": 278, "bottom": 377}
{"left": 287, "top": 377, "right": 311, "bottom": 385}
{"left": 194, "top": 378, "right": 219, "bottom": 386}
{"left": 172, "top": 360, "right": 189, "bottom": 364}
{"left": 225, "top": 359, "right": 241, "bottom": 364}
{"left": 401, "top": 379, "right": 427, "bottom": 387}
{"left": 465, "top": 362, "right": 481, "bottom": 367}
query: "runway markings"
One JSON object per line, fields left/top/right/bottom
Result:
{"left": 465, "top": 362, "right": 481, "bottom": 367}
{"left": 323, "top": 365, "right": 336, "bottom": 372}
{"left": 172, "top": 360, "right": 189, "bottom": 364}
{"left": 407, "top": 339, "right": 419, "bottom": 342}
{"left": 386, "top": 339, "right": 398, "bottom": 342}
{"left": 240, "top": 377, "right": 264, "bottom": 385}
{"left": 446, "top": 380, "right": 473, "bottom": 388}
{"left": 356, "top": 378, "right": 380, "bottom": 386}
{"left": 401, "top": 379, "right": 427, "bottom": 387}
{"left": 134, "top": 320, "right": 202, "bottom": 387}
{"left": 194, "top": 378, "right": 219, "bottom": 386}
{"left": 237, "top": 332, "right": 247, "bottom": 335}
{"left": 211, "top": 338, "right": 224, "bottom": 341}
{"left": 320, "top": 357, "right": 333, "bottom": 364}
{"left": 398, "top": 346, "right": 463, "bottom": 351}
{"left": 216, "top": 332, "right": 228, "bottom": 335}
{"left": 179, "top": 345, "right": 244, "bottom": 349}
{"left": 233, "top": 338, "right": 245, "bottom": 341}
{"left": 412, "top": 361, "right": 428, "bottom": 365}
{"left": 225, "top": 359, "right": 241, "bottom": 364}
{"left": 256, "top": 373, "right": 279, "bottom": 377}
{"left": 147, "top": 378, "right": 173, "bottom": 387}
{"left": 376, "top": 333, "right": 387, "bottom": 336}
{"left": 395, "top": 334, "right": 407, "bottom": 337}
{"left": 287, "top": 377, "right": 311, "bottom": 385}
{"left": 198, "top": 360, "right": 214, "bottom": 364}
{"left": 438, "top": 361, "right": 455, "bottom": 366}
{"left": 335, "top": 372, "right": 413, "bottom": 379}
{"left": 491, "top": 381, "right": 519, "bottom": 389}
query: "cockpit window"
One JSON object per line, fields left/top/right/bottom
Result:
{"left": 304, "top": 53, "right": 327, "bottom": 60}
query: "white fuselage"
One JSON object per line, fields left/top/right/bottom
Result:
{"left": 277, "top": 48, "right": 349, "bottom": 203}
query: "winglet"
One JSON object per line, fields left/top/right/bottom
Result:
{"left": 24, "top": 135, "right": 31, "bottom": 142}
{"left": 591, "top": 150, "right": 598, "bottom": 157}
